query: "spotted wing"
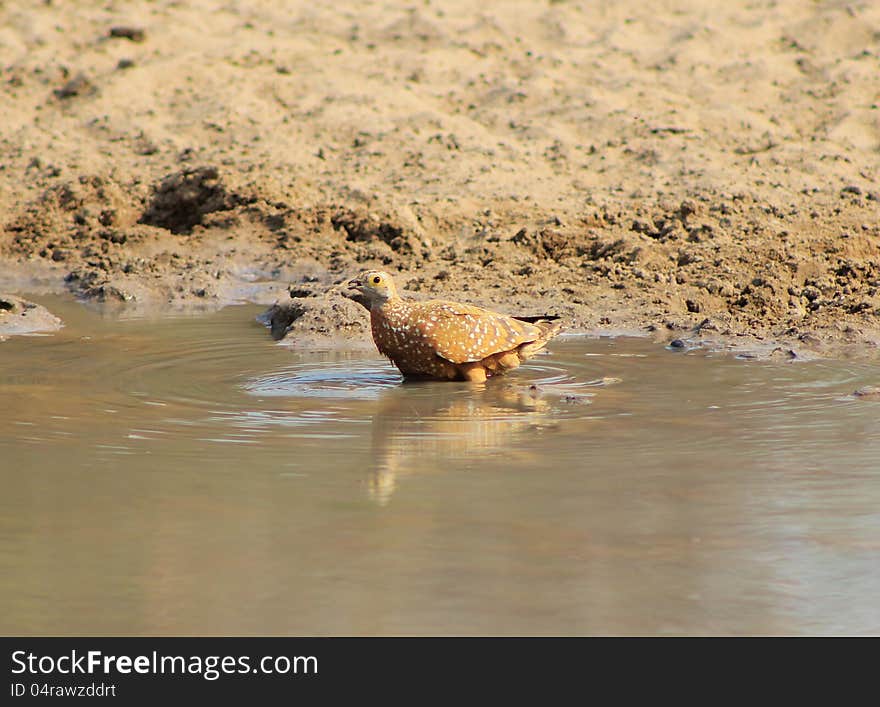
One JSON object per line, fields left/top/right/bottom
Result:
{"left": 412, "top": 300, "right": 543, "bottom": 364}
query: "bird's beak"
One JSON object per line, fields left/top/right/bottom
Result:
{"left": 345, "top": 276, "right": 370, "bottom": 311}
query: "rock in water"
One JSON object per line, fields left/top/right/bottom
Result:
{"left": 0, "top": 295, "right": 63, "bottom": 338}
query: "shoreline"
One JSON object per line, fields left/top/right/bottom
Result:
{"left": 5, "top": 280, "right": 878, "bottom": 364}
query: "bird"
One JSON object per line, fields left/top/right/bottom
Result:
{"left": 348, "top": 270, "right": 562, "bottom": 382}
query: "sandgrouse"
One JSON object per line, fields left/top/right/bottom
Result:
{"left": 348, "top": 270, "right": 562, "bottom": 382}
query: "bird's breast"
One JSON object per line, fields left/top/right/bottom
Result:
{"left": 370, "top": 303, "right": 414, "bottom": 356}
{"left": 370, "top": 303, "right": 445, "bottom": 376}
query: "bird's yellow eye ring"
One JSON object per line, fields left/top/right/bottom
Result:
{"left": 371, "top": 276, "right": 381, "bottom": 285}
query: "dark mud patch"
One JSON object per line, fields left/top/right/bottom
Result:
{"left": 139, "top": 166, "right": 253, "bottom": 234}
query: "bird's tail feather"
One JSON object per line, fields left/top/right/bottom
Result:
{"left": 517, "top": 318, "right": 563, "bottom": 359}
{"left": 512, "top": 314, "right": 561, "bottom": 324}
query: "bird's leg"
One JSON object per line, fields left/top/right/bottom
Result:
{"left": 458, "top": 362, "right": 488, "bottom": 383}
{"left": 496, "top": 352, "right": 521, "bottom": 370}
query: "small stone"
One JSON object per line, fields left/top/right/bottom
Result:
{"left": 769, "top": 347, "right": 797, "bottom": 361}
{"left": 53, "top": 73, "right": 96, "bottom": 100}
{"left": 109, "top": 26, "right": 146, "bottom": 42}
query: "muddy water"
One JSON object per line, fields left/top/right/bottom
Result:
{"left": 1, "top": 297, "right": 879, "bottom": 636}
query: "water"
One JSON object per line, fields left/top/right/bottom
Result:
{"left": 1, "top": 297, "right": 879, "bottom": 635}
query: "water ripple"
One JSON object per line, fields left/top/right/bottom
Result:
{"left": 244, "top": 360, "right": 400, "bottom": 400}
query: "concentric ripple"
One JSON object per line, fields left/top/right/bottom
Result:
{"left": 244, "top": 360, "right": 401, "bottom": 400}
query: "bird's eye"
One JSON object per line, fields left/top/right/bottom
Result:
{"left": 371, "top": 276, "right": 382, "bottom": 285}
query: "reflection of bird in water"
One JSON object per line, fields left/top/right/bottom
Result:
{"left": 366, "top": 382, "right": 555, "bottom": 504}
{"left": 348, "top": 270, "right": 562, "bottom": 382}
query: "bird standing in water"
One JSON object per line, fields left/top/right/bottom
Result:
{"left": 348, "top": 270, "right": 562, "bottom": 382}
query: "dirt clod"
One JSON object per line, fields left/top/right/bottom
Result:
{"left": 53, "top": 74, "right": 96, "bottom": 100}
{"left": 108, "top": 26, "right": 146, "bottom": 42}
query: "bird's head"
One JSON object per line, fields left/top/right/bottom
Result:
{"left": 347, "top": 270, "right": 399, "bottom": 305}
